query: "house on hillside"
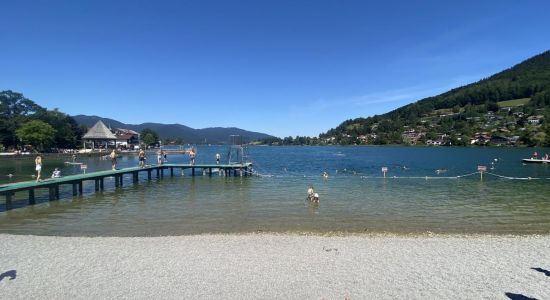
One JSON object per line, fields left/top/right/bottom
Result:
{"left": 426, "top": 139, "right": 443, "bottom": 146}
{"left": 357, "top": 135, "right": 369, "bottom": 144}
{"left": 527, "top": 115, "right": 544, "bottom": 125}
{"left": 402, "top": 129, "right": 424, "bottom": 145}
{"left": 470, "top": 133, "right": 491, "bottom": 145}
{"left": 489, "top": 135, "right": 509, "bottom": 146}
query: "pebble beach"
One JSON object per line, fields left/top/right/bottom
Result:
{"left": 1, "top": 233, "right": 549, "bottom": 299}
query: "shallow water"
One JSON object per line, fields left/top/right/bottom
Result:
{"left": 0, "top": 146, "right": 549, "bottom": 236}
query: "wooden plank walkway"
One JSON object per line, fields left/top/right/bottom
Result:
{"left": 0, "top": 163, "right": 252, "bottom": 210}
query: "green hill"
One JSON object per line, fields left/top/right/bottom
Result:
{"left": 320, "top": 50, "right": 550, "bottom": 147}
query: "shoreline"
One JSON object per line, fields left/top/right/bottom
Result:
{"left": 3, "top": 230, "right": 550, "bottom": 238}
{"left": 1, "top": 233, "right": 549, "bottom": 299}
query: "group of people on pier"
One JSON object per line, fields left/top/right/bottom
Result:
{"left": 31, "top": 148, "right": 225, "bottom": 183}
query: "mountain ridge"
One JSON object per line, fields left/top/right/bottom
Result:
{"left": 72, "top": 115, "right": 275, "bottom": 144}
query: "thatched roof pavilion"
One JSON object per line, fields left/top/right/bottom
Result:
{"left": 82, "top": 120, "right": 117, "bottom": 149}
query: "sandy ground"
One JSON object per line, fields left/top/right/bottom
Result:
{"left": 0, "top": 233, "right": 549, "bottom": 299}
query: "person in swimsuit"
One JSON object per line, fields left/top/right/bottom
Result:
{"left": 157, "top": 149, "right": 163, "bottom": 165}
{"left": 35, "top": 155, "right": 42, "bottom": 182}
{"left": 110, "top": 149, "right": 117, "bottom": 170}
{"left": 138, "top": 149, "right": 146, "bottom": 168}
{"left": 189, "top": 148, "right": 196, "bottom": 165}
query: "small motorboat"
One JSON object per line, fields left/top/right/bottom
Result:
{"left": 522, "top": 158, "right": 550, "bottom": 164}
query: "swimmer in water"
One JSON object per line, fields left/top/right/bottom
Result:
{"left": 307, "top": 186, "right": 314, "bottom": 201}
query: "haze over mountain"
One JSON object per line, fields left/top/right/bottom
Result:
{"left": 73, "top": 115, "right": 275, "bottom": 144}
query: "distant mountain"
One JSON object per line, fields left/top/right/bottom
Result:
{"left": 320, "top": 50, "right": 550, "bottom": 146}
{"left": 72, "top": 115, "right": 275, "bottom": 144}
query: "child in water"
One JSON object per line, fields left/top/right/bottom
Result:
{"left": 307, "top": 186, "right": 319, "bottom": 202}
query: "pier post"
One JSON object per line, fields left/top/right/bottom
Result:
{"left": 119, "top": 175, "right": 123, "bottom": 187}
{"left": 72, "top": 184, "right": 78, "bottom": 196}
{"left": 170, "top": 167, "right": 174, "bottom": 177}
{"left": 55, "top": 185, "right": 60, "bottom": 199}
{"left": 192, "top": 168, "right": 195, "bottom": 176}
{"left": 161, "top": 168, "right": 164, "bottom": 178}
{"left": 49, "top": 187, "right": 55, "bottom": 201}
{"left": 148, "top": 170, "right": 152, "bottom": 180}
{"left": 209, "top": 168, "right": 212, "bottom": 177}
{"left": 5, "top": 193, "right": 13, "bottom": 209}
{"left": 115, "top": 176, "right": 120, "bottom": 187}
{"left": 78, "top": 181, "right": 83, "bottom": 194}
{"left": 156, "top": 168, "right": 160, "bottom": 178}
{"left": 100, "top": 178, "right": 104, "bottom": 190}
{"left": 29, "top": 189, "right": 35, "bottom": 204}
{"left": 95, "top": 179, "right": 100, "bottom": 191}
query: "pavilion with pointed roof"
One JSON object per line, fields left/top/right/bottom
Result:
{"left": 82, "top": 120, "right": 117, "bottom": 150}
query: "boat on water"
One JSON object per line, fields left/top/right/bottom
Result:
{"left": 522, "top": 158, "right": 550, "bottom": 164}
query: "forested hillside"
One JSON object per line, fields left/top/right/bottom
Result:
{"left": 320, "top": 50, "right": 550, "bottom": 146}
{"left": 0, "top": 90, "right": 85, "bottom": 151}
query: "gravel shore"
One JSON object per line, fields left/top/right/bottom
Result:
{"left": 1, "top": 233, "right": 549, "bottom": 299}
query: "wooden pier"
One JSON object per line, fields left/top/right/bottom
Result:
{"left": 0, "top": 163, "right": 252, "bottom": 210}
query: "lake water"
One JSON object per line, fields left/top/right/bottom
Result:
{"left": 0, "top": 146, "right": 549, "bottom": 236}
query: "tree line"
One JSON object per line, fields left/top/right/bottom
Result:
{"left": 0, "top": 90, "right": 86, "bottom": 151}
{"left": 0, "top": 90, "right": 166, "bottom": 152}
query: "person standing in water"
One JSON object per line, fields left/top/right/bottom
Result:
{"left": 35, "top": 155, "right": 42, "bottom": 182}
{"left": 307, "top": 186, "right": 314, "bottom": 200}
{"left": 110, "top": 149, "right": 117, "bottom": 170}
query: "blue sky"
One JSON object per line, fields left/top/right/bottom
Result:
{"left": 1, "top": 0, "right": 550, "bottom": 137}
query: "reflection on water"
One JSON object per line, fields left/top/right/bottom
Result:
{"left": 0, "top": 146, "right": 550, "bottom": 236}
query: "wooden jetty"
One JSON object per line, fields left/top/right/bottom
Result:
{"left": 0, "top": 163, "right": 252, "bottom": 210}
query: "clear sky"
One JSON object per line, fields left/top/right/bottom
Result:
{"left": 1, "top": 0, "right": 550, "bottom": 137}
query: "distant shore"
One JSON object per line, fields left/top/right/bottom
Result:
{"left": 1, "top": 233, "right": 548, "bottom": 299}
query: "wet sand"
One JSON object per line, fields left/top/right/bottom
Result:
{"left": 1, "top": 233, "right": 549, "bottom": 299}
